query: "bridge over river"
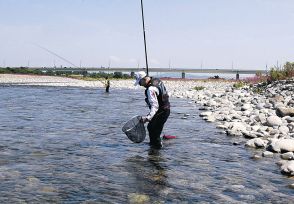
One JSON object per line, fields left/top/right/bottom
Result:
{"left": 29, "top": 67, "right": 267, "bottom": 79}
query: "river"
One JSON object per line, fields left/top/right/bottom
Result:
{"left": 0, "top": 86, "right": 293, "bottom": 203}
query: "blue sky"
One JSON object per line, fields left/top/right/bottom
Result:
{"left": 0, "top": 0, "right": 294, "bottom": 70}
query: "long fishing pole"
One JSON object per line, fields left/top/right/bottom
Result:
{"left": 32, "top": 43, "right": 79, "bottom": 68}
{"left": 140, "top": 0, "right": 149, "bottom": 75}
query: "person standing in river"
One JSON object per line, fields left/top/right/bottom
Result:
{"left": 104, "top": 76, "right": 110, "bottom": 93}
{"left": 134, "top": 71, "right": 170, "bottom": 149}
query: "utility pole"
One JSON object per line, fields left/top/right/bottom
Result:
{"left": 140, "top": 0, "right": 149, "bottom": 75}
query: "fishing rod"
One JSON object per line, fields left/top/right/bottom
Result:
{"left": 140, "top": 0, "right": 149, "bottom": 75}
{"left": 32, "top": 43, "right": 79, "bottom": 68}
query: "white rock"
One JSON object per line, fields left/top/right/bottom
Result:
{"left": 206, "top": 115, "right": 216, "bottom": 122}
{"left": 256, "top": 103, "right": 265, "bottom": 110}
{"left": 199, "top": 111, "right": 212, "bottom": 117}
{"left": 251, "top": 125, "right": 260, "bottom": 132}
{"left": 245, "top": 138, "right": 266, "bottom": 148}
{"left": 262, "top": 151, "right": 274, "bottom": 157}
{"left": 266, "top": 115, "right": 283, "bottom": 127}
{"left": 280, "top": 152, "right": 294, "bottom": 160}
{"left": 243, "top": 131, "right": 257, "bottom": 138}
{"left": 243, "top": 110, "right": 251, "bottom": 116}
{"left": 230, "top": 122, "right": 247, "bottom": 132}
{"left": 267, "top": 139, "right": 294, "bottom": 153}
{"left": 279, "top": 126, "right": 289, "bottom": 135}
{"left": 216, "top": 124, "right": 227, "bottom": 129}
{"left": 258, "top": 113, "right": 267, "bottom": 125}
{"left": 242, "top": 104, "right": 251, "bottom": 111}
{"left": 245, "top": 139, "right": 256, "bottom": 148}
{"left": 254, "top": 138, "right": 267, "bottom": 148}
{"left": 280, "top": 160, "right": 294, "bottom": 175}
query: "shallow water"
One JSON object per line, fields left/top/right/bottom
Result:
{"left": 0, "top": 86, "right": 293, "bottom": 203}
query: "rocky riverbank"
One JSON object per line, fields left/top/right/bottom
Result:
{"left": 1, "top": 74, "right": 294, "bottom": 179}
{"left": 179, "top": 78, "right": 294, "bottom": 178}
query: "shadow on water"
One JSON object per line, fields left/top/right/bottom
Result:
{"left": 0, "top": 85, "right": 293, "bottom": 203}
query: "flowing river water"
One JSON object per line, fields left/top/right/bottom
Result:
{"left": 0, "top": 86, "right": 293, "bottom": 203}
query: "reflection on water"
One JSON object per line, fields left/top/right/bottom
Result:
{"left": 0, "top": 86, "right": 293, "bottom": 203}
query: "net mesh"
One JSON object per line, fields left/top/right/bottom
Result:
{"left": 122, "top": 116, "right": 146, "bottom": 143}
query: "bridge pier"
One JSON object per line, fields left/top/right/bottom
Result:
{"left": 182, "top": 72, "right": 185, "bottom": 79}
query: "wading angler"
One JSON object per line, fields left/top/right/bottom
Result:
{"left": 134, "top": 71, "right": 170, "bottom": 149}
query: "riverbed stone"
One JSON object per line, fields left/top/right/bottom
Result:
{"left": 245, "top": 139, "right": 256, "bottom": 148}
{"left": 216, "top": 124, "right": 227, "bottom": 129}
{"left": 267, "top": 139, "right": 294, "bottom": 153}
{"left": 245, "top": 138, "right": 266, "bottom": 148}
{"left": 256, "top": 103, "right": 265, "bottom": 110}
{"left": 281, "top": 152, "right": 294, "bottom": 160}
{"left": 262, "top": 151, "right": 274, "bottom": 157}
{"left": 199, "top": 111, "right": 212, "bottom": 117}
{"left": 254, "top": 138, "right": 267, "bottom": 148}
{"left": 269, "top": 129, "right": 280, "bottom": 136}
{"left": 128, "top": 193, "right": 150, "bottom": 204}
{"left": 276, "top": 107, "right": 294, "bottom": 117}
{"left": 279, "top": 126, "right": 290, "bottom": 135}
{"left": 226, "top": 130, "right": 243, "bottom": 137}
{"left": 266, "top": 116, "right": 283, "bottom": 127}
{"left": 241, "top": 104, "right": 251, "bottom": 111}
{"left": 243, "top": 131, "right": 257, "bottom": 139}
{"left": 230, "top": 122, "right": 247, "bottom": 132}
{"left": 251, "top": 125, "right": 260, "bottom": 132}
{"left": 206, "top": 115, "right": 216, "bottom": 122}
{"left": 286, "top": 117, "right": 294, "bottom": 123}
{"left": 258, "top": 113, "right": 267, "bottom": 125}
{"left": 280, "top": 160, "right": 294, "bottom": 176}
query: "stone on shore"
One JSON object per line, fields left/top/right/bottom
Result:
{"left": 245, "top": 138, "right": 266, "bottom": 148}
{"left": 280, "top": 160, "right": 294, "bottom": 176}
{"left": 280, "top": 152, "right": 294, "bottom": 160}
{"left": 276, "top": 107, "right": 294, "bottom": 117}
{"left": 262, "top": 151, "right": 274, "bottom": 157}
{"left": 266, "top": 116, "right": 283, "bottom": 127}
{"left": 267, "top": 139, "right": 294, "bottom": 153}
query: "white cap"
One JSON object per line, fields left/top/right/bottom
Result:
{"left": 134, "top": 71, "right": 147, "bottom": 86}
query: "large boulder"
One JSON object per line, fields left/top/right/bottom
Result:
{"left": 276, "top": 107, "right": 294, "bottom": 117}
{"left": 267, "top": 139, "right": 294, "bottom": 153}
{"left": 281, "top": 152, "right": 294, "bottom": 160}
{"left": 266, "top": 115, "right": 283, "bottom": 127}
{"left": 280, "top": 160, "right": 294, "bottom": 176}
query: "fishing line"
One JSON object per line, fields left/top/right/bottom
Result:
{"left": 32, "top": 43, "right": 79, "bottom": 68}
